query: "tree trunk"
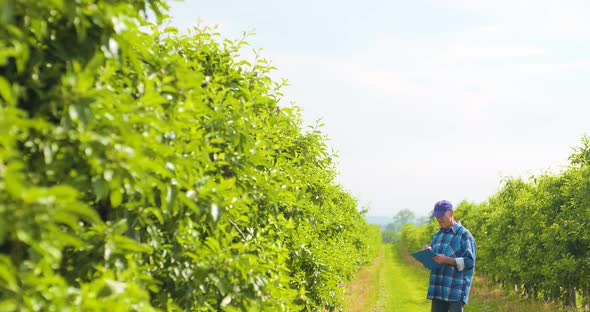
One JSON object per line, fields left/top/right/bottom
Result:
{"left": 583, "top": 288, "right": 589, "bottom": 309}
{"left": 567, "top": 287, "right": 576, "bottom": 308}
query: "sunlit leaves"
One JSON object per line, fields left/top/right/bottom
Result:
{"left": 0, "top": 0, "right": 377, "bottom": 311}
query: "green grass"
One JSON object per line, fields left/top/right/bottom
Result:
{"left": 343, "top": 247, "right": 382, "bottom": 311}
{"left": 344, "top": 244, "right": 430, "bottom": 311}
{"left": 381, "top": 244, "right": 431, "bottom": 311}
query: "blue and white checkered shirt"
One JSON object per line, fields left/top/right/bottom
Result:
{"left": 427, "top": 221, "right": 476, "bottom": 304}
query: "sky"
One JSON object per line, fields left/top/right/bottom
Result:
{"left": 166, "top": 0, "right": 590, "bottom": 218}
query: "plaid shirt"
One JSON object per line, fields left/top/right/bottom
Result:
{"left": 427, "top": 221, "right": 476, "bottom": 304}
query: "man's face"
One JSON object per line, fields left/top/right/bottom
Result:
{"left": 435, "top": 210, "right": 454, "bottom": 229}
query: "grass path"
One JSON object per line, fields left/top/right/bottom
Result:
{"left": 376, "top": 244, "right": 430, "bottom": 311}
{"left": 344, "top": 244, "right": 430, "bottom": 311}
{"left": 345, "top": 244, "right": 573, "bottom": 311}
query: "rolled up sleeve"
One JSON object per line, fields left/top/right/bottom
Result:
{"left": 456, "top": 257, "right": 465, "bottom": 271}
{"left": 462, "top": 235, "right": 476, "bottom": 269}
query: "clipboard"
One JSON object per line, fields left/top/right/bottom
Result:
{"left": 411, "top": 249, "right": 444, "bottom": 270}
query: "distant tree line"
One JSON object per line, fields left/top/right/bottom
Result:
{"left": 381, "top": 209, "right": 430, "bottom": 244}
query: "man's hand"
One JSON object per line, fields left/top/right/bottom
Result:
{"left": 433, "top": 255, "right": 456, "bottom": 266}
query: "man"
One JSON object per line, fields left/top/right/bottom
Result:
{"left": 426, "top": 200, "right": 476, "bottom": 312}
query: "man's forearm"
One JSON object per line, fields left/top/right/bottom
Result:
{"left": 434, "top": 255, "right": 465, "bottom": 271}
{"left": 445, "top": 256, "right": 457, "bottom": 266}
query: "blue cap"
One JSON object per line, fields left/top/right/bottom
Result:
{"left": 432, "top": 200, "right": 453, "bottom": 217}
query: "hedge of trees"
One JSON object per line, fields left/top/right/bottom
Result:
{"left": 401, "top": 137, "right": 590, "bottom": 309}
{"left": 0, "top": 0, "right": 379, "bottom": 310}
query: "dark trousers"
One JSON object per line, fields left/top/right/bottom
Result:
{"left": 431, "top": 299, "right": 464, "bottom": 312}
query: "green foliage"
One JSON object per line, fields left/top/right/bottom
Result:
{"left": 381, "top": 230, "right": 399, "bottom": 244}
{"left": 462, "top": 161, "right": 590, "bottom": 308}
{"left": 399, "top": 219, "right": 438, "bottom": 253}
{"left": 365, "top": 224, "right": 382, "bottom": 260}
{"left": 0, "top": 0, "right": 375, "bottom": 311}
{"left": 399, "top": 136, "right": 590, "bottom": 308}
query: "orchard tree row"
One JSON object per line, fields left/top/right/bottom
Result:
{"left": 0, "top": 0, "right": 380, "bottom": 310}
{"left": 401, "top": 137, "right": 590, "bottom": 308}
